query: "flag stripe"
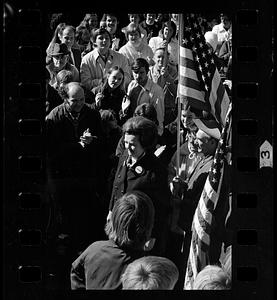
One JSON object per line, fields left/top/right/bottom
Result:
{"left": 194, "top": 211, "right": 210, "bottom": 247}
{"left": 179, "top": 84, "right": 205, "bottom": 102}
{"left": 179, "top": 64, "right": 198, "bottom": 81}
{"left": 178, "top": 14, "right": 230, "bottom": 127}
{"left": 186, "top": 97, "right": 211, "bottom": 112}
{"left": 179, "top": 14, "right": 232, "bottom": 289}
{"left": 180, "top": 46, "right": 194, "bottom": 60}
{"left": 198, "top": 194, "right": 213, "bottom": 225}
{"left": 179, "top": 57, "right": 196, "bottom": 72}
{"left": 180, "top": 75, "right": 204, "bottom": 92}
{"left": 184, "top": 116, "right": 231, "bottom": 289}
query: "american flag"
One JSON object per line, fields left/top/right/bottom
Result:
{"left": 184, "top": 103, "right": 232, "bottom": 290}
{"left": 178, "top": 13, "right": 230, "bottom": 127}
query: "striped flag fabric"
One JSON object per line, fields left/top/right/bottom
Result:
{"left": 184, "top": 103, "right": 232, "bottom": 290}
{"left": 178, "top": 13, "right": 231, "bottom": 127}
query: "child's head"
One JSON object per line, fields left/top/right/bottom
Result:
{"left": 107, "top": 66, "right": 124, "bottom": 90}
{"left": 106, "top": 191, "right": 155, "bottom": 251}
{"left": 193, "top": 264, "right": 231, "bottom": 290}
{"left": 121, "top": 256, "right": 179, "bottom": 290}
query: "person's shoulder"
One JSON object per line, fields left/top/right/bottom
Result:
{"left": 83, "top": 103, "right": 100, "bottom": 113}
{"left": 111, "top": 49, "right": 127, "bottom": 59}
{"left": 118, "top": 43, "right": 127, "bottom": 52}
{"left": 81, "top": 240, "right": 110, "bottom": 258}
{"left": 82, "top": 49, "right": 96, "bottom": 61}
{"left": 144, "top": 43, "right": 153, "bottom": 51}
{"left": 170, "top": 37, "right": 178, "bottom": 45}
{"left": 46, "top": 103, "right": 65, "bottom": 120}
{"left": 143, "top": 152, "right": 165, "bottom": 169}
{"left": 68, "top": 63, "right": 79, "bottom": 73}
{"left": 212, "top": 23, "right": 222, "bottom": 32}
{"left": 149, "top": 36, "right": 160, "bottom": 43}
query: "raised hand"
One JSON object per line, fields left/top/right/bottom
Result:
{"left": 121, "top": 95, "right": 130, "bottom": 114}
{"left": 95, "top": 92, "right": 104, "bottom": 108}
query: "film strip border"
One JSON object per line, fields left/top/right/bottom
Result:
{"left": 232, "top": 5, "right": 273, "bottom": 299}
{"left": 3, "top": 4, "right": 273, "bottom": 299}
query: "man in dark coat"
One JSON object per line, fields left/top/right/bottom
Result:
{"left": 46, "top": 82, "right": 106, "bottom": 255}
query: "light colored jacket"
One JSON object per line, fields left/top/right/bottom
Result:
{"left": 80, "top": 48, "right": 131, "bottom": 92}
{"left": 119, "top": 42, "right": 154, "bottom": 71}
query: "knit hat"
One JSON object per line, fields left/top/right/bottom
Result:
{"left": 48, "top": 43, "right": 70, "bottom": 57}
{"left": 193, "top": 118, "right": 221, "bottom": 140}
{"left": 204, "top": 31, "right": 218, "bottom": 52}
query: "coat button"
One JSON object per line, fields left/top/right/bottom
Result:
{"left": 118, "top": 174, "right": 121, "bottom": 178}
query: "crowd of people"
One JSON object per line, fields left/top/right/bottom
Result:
{"left": 45, "top": 12, "right": 232, "bottom": 290}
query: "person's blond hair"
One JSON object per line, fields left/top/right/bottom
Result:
{"left": 193, "top": 264, "right": 231, "bottom": 290}
{"left": 121, "top": 256, "right": 179, "bottom": 290}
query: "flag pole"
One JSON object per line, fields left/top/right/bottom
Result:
{"left": 176, "top": 14, "right": 183, "bottom": 177}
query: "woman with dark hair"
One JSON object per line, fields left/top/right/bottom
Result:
{"left": 115, "top": 103, "right": 159, "bottom": 158}
{"left": 148, "top": 20, "right": 178, "bottom": 70}
{"left": 92, "top": 66, "right": 127, "bottom": 125}
{"left": 108, "top": 116, "right": 172, "bottom": 257}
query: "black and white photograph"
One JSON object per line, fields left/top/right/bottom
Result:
{"left": 3, "top": 3, "right": 273, "bottom": 299}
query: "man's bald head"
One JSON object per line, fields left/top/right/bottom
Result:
{"left": 62, "top": 82, "right": 85, "bottom": 113}
{"left": 66, "top": 82, "right": 84, "bottom": 99}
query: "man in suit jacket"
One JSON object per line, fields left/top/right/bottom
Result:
{"left": 58, "top": 24, "right": 82, "bottom": 72}
{"left": 70, "top": 47, "right": 82, "bottom": 72}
